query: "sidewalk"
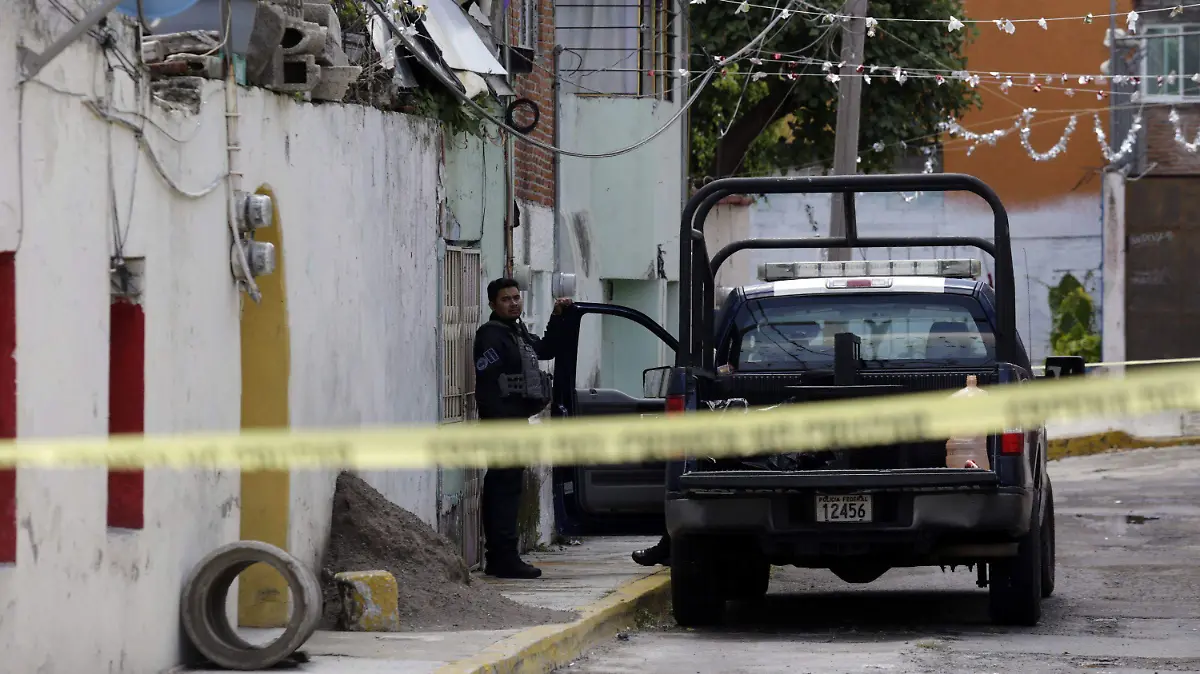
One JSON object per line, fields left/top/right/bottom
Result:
{"left": 195, "top": 536, "right": 666, "bottom": 674}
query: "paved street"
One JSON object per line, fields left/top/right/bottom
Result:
{"left": 559, "top": 446, "right": 1200, "bottom": 674}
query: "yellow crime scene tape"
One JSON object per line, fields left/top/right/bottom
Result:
{"left": 0, "top": 362, "right": 1196, "bottom": 470}
{"left": 1032, "top": 356, "right": 1200, "bottom": 370}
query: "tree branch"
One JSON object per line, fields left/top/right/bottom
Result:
{"left": 711, "top": 81, "right": 795, "bottom": 178}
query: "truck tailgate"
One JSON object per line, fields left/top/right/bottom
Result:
{"left": 679, "top": 468, "right": 1000, "bottom": 492}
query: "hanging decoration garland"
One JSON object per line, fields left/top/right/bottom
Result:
{"left": 702, "top": 1, "right": 1194, "bottom": 35}
{"left": 1168, "top": 108, "right": 1200, "bottom": 154}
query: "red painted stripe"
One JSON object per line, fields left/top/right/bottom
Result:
{"left": 108, "top": 299, "right": 145, "bottom": 530}
{"left": 0, "top": 253, "right": 16, "bottom": 562}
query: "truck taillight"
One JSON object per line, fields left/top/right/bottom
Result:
{"left": 666, "top": 394, "right": 686, "bottom": 414}
{"left": 1001, "top": 430, "right": 1024, "bottom": 455}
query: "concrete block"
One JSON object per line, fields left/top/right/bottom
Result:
{"left": 333, "top": 570, "right": 400, "bottom": 632}
{"left": 246, "top": 1, "right": 287, "bottom": 80}
{"left": 248, "top": 46, "right": 284, "bottom": 87}
{"left": 312, "top": 65, "right": 362, "bottom": 101}
{"left": 267, "top": 0, "right": 303, "bottom": 19}
{"left": 146, "top": 30, "right": 222, "bottom": 56}
{"left": 265, "top": 54, "right": 320, "bottom": 93}
{"left": 165, "top": 54, "right": 224, "bottom": 79}
{"left": 142, "top": 40, "right": 167, "bottom": 64}
{"left": 281, "top": 18, "right": 327, "bottom": 57}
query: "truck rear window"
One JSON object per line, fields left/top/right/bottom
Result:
{"left": 725, "top": 293, "right": 996, "bottom": 371}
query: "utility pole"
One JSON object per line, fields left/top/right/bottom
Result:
{"left": 825, "top": 0, "right": 867, "bottom": 262}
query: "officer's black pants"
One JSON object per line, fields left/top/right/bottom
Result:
{"left": 482, "top": 466, "right": 524, "bottom": 560}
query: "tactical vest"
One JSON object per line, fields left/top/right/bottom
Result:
{"left": 486, "top": 320, "right": 553, "bottom": 408}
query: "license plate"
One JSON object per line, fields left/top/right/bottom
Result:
{"left": 815, "top": 493, "right": 873, "bottom": 523}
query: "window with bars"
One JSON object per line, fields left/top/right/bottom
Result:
{"left": 440, "top": 246, "right": 483, "bottom": 424}
{"left": 1141, "top": 24, "right": 1200, "bottom": 99}
{"left": 557, "top": 0, "right": 677, "bottom": 99}
{"left": 514, "top": 0, "right": 539, "bottom": 49}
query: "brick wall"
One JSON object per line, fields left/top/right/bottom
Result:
{"left": 1144, "top": 105, "right": 1200, "bottom": 175}
{"left": 508, "top": 0, "right": 556, "bottom": 208}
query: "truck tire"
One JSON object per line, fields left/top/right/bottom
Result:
{"left": 1041, "top": 483, "right": 1056, "bottom": 598}
{"left": 988, "top": 510, "right": 1043, "bottom": 626}
{"left": 726, "top": 557, "right": 770, "bottom": 602}
{"left": 670, "top": 536, "right": 725, "bottom": 627}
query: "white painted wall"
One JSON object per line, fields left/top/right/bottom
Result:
{"left": 0, "top": 11, "right": 242, "bottom": 673}
{"left": 557, "top": 95, "right": 685, "bottom": 390}
{"left": 749, "top": 191, "right": 1104, "bottom": 363}
{"left": 0, "top": 6, "right": 529, "bottom": 671}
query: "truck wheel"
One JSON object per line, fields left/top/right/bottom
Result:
{"left": 670, "top": 536, "right": 725, "bottom": 627}
{"left": 988, "top": 510, "right": 1044, "bottom": 626}
{"left": 1041, "top": 484, "right": 1056, "bottom": 598}
{"left": 726, "top": 557, "right": 770, "bottom": 602}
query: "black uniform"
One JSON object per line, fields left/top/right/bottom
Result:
{"left": 473, "top": 311, "right": 566, "bottom": 575}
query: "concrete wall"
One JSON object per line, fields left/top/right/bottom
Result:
{"left": 749, "top": 192, "right": 1102, "bottom": 363}
{"left": 0, "top": 7, "right": 527, "bottom": 670}
{"left": 558, "top": 96, "right": 684, "bottom": 389}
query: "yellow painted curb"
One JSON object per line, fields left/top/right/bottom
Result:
{"left": 435, "top": 570, "right": 671, "bottom": 674}
{"left": 1048, "top": 431, "right": 1200, "bottom": 462}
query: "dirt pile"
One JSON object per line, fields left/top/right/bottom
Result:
{"left": 319, "top": 471, "right": 576, "bottom": 631}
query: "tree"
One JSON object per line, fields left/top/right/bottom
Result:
{"left": 1048, "top": 273, "right": 1101, "bottom": 363}
{"left": 687, "top": 0, "right": 981, "bottom": 182}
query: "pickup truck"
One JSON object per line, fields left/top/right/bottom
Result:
{"left": 549, "top": 174, "right": 1084, "bottom": 629}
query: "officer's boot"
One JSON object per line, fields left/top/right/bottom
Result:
{"left": 485, "top": 553, "right": 543, "bottom": 579}
{"left": 632, "top": 534, "right": 671, "bottom": 567}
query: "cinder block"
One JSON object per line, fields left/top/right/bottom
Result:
{"left": 333, "top": 570, "right": 400, "bottom": 632}
{"left": 165, "top": 54, "right": 224, "bottom": 79}
{"left": 312, "top": 65, "right": 362, "bottom": 101}
{"left": 246, "top": 1, "right": 287, "bottom": 80}
{"left": 281, "top": 18, "right": 327, "bottom": 57}
{"left": 265, "top": 54, "right": 320, "bottom": 93}
{"left": 267, "top": 0, "right": 303, "bottom": 18}
{"left": 147, "top": 30, "right": 222, "bottom": 56}
{"left": 248, "top": 46, "right": 284, "bottom": 87}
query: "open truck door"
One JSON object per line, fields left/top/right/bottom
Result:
{"left": 550, "top": 302, "right": 679, "bottom": 536}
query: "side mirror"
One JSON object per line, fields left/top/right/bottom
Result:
{"left": 642, "top": 366, "right": 671, "bottom": 399}
{"left": 1043, "top": 355, "right": 1086, "bottom": 378}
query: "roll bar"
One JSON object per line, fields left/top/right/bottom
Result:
{"left": 677, "top": 173, "right": 1017, "bottom": 369}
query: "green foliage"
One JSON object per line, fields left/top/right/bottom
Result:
{"left": 687, "top": 0, "right": 981, "bottom": 180}
{"left": 403, "top": 86, "right": 489, "bottom": 138}
{"left": 1048, "top": 273, "right": 1101, "bottom": 363}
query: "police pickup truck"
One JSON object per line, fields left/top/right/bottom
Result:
{"left": 548, "top": 174, "right": 1083, "bottom": 630}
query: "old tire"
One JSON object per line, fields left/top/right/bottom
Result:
{"left": 181, "top": 540, "right": 322, "bottom": 670}
{"left": 1041, "top": 484, "right": 1056, "bottom": 598}
{"left": 670, "top": 536, "right": 725, "bottom": 627}
{"left": 988, "top": 510, "right": 1044, "bottom": 626}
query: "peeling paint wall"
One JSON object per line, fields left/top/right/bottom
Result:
{"left": 0, "top": 7, "right": 493, "bottom": 671}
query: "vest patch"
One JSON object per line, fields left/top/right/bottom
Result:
{"left": 476, "top": 348, "right": 500, "bottom": 372}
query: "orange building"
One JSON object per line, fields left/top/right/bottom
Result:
{"left": 944, "top": 0, "right": 1133, "bottom": 204}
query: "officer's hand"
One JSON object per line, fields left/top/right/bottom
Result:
{"left": 552, "top": 298, "right": 574, "bottom": 315}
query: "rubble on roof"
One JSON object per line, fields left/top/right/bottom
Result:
{"left": 140, "top": 0, "right": 512, "bottom": 127}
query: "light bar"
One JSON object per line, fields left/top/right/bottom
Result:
{"left": 756, "top": 258, "right": 982, "bottom": 282}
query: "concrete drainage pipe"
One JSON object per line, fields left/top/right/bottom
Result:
{"left": 181, "top": 541, "right": 322, "bottom": 670}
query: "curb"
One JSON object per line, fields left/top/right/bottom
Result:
{"left": 434, "top": 570, "right": 671, "bottom": 674}
{"left": 1048, "top": 430, "right": 1200, "bottom": 461}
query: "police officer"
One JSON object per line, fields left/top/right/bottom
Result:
{"left": 474, "top": 277, "right": 573, "bottom": 579}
